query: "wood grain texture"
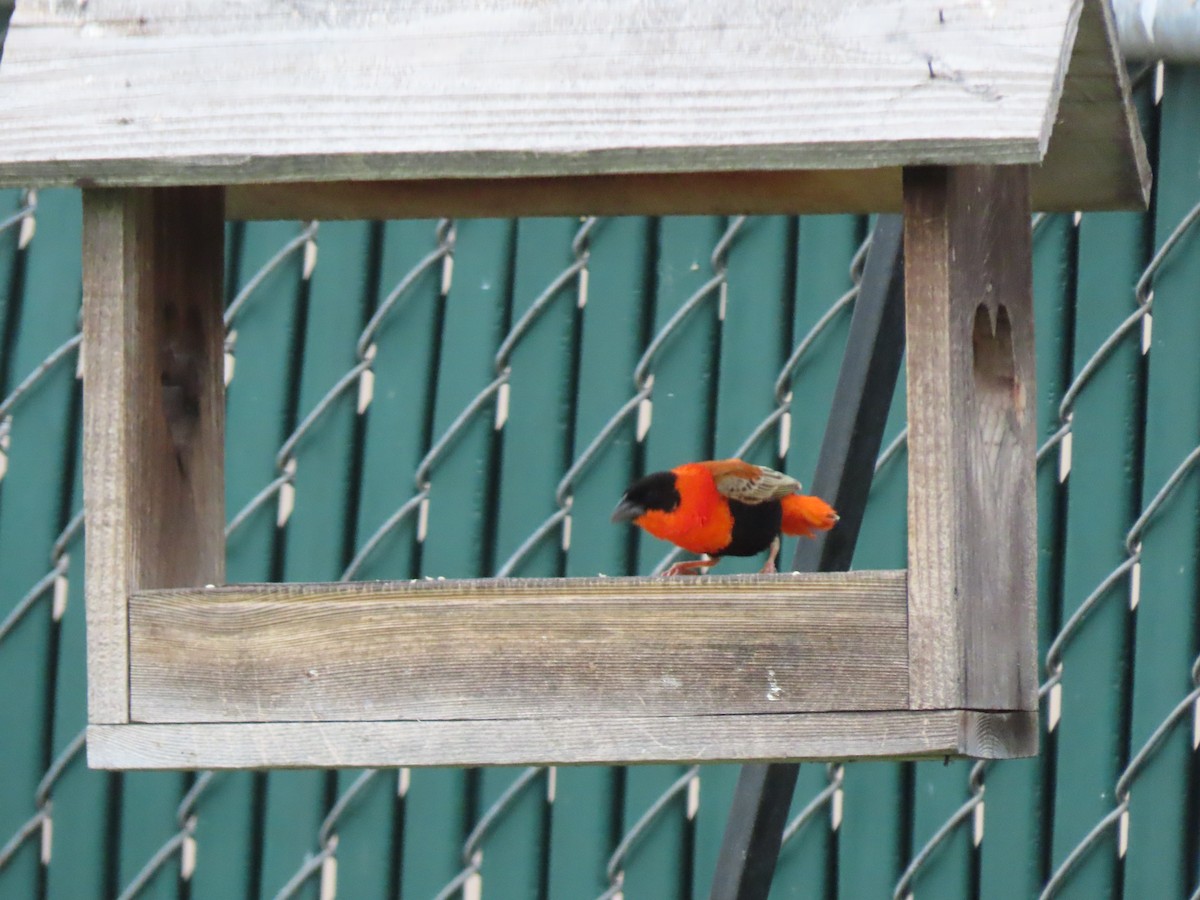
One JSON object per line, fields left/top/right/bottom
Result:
{"left": 82, "top": 187, "right": 225, "bottom": 724}
{"left": 87, "top": 710, "right": 997, "bottom": 769}
{"left": 1039, "top": 0, "right": 1152, "bottom": 210}
{"left": 224, "top": 160, "right": 1141, "bottom": 221}
{"left": 903, "top": 166, "right": 1039, "bottom": 712}
{"left": 128, "top": 572, "right": 908, "bottom": 723}
{"left": 226, "top": 171, "right": 905, "bottom": 220}
{"left": 0, "top": 0, "right": 1141, "bottom": 212}
{"left": 958, "top": 710, "right": 1039, "bottom": 758}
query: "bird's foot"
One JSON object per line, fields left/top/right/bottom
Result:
{"left": 661, "top": 558, "right": 715, "bottom": 577}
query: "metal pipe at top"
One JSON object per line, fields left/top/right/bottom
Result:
{"left": 1114, "top": 0, "right": 1200, "bottom": 62}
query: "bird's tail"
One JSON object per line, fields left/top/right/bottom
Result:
{"left": 781, "top": 494, "right": 839, "bottom": 538}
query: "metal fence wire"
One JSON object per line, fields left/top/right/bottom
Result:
{"left": 1, "top": 65, "right": 1199, "bottom": 900}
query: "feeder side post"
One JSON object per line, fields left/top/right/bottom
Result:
{"left": 903, "top": 165, "right": 1039, "bottom": 722}
{"left": 82, "top": 187, "right": 226, "bottom": 729}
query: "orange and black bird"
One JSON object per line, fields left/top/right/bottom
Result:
{"left": 611, "top": 458, "right": 839, "bottom": 576}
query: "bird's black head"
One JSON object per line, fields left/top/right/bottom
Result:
{"left": 611, "top": 471, "right": 681, "bottom": 523}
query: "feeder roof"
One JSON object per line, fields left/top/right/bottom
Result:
{"left": 0, "top": 0, "right": 1148, "bottom": 212}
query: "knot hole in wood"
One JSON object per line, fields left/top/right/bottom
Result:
{"left": 971, "top": 302, "right": 1025, "bottom": 420}
{"left": 157, "top": 298, "right": 205, "bottom": 471}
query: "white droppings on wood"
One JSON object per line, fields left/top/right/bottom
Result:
{"left": 766, "top": 669, "right": 782, "bottom": 701}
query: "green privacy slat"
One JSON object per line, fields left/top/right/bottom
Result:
{"left": 401, "top": 217, "right": 513, "bottom": 899}
{"left": 352, "top": 220, "right": 445, "bottom": 582}
{"left": 419, "top": 216, "right": 513, "bottom": 580}
{"left": 45, "top": 758, "right": 112, "bottom": 900}
{"left": 400, "top": 771, "right": 467, "bottom": 900}
{"left": 769, "top": 766, "right": 836, "bottom": 900}
{"left": 908, "top": 761, "right": 974, "bottom": 898}
{"left": 978, "top": 213, "right": 1076, "bottom": 899}
{"left": 474, "top": 768, "right": 547, "bottom": 900}
{"left": 331, "top": 771, "right": 399, "bottom": 900}
{"left": 690, "top": 215, "right": 792, "bottom": 899}
{"left": 0, "top": 189, "right": 81, "bottom": 898}
{"left": 491, "top": 216, "right": 578, "bottom": 575}
{"left": 477, "top": 217, "right": 582, "bottom": 898}
{"left": 193, "top": 220, "right": 307, "bottom": 900}
{"left": 1029, "top": 215, "right": 1078, "bottom": 637}
{"left": 690, "top": 768, "right": 735, "bottom": 900}
{"left": 837, "top": 382, "right": 908, "bottom": 900}
{"left": 339, "top": 220, "right": 444, "bottom": 900}
{"left": 116, "top": 773, "right": 189, "bottom": 900}
{"left": 282, "top": 220, "right": 371, "bottom": 581}
{"left": 711, "top": 215, "right": 791, "bottom": 458}
{"left": 259, "top": 221, "right": 374, "bottom": 900}
{"left": 259, "top": 773, "right": 327, "bottom": 900}
{"left": 45, "top": 444, "right": 112, "bottom": 900}
{"left": 177, "top": 775, "right": 252, "bottom": 900}
{"left": 547, "top": 767, "right": 619, "bottom": 900}
{"left": 562, "top": 216, "right": 649, "bottom": 582}
{"left": 772, "top": 214, "right": 864, "bottom": 900}
{"left": 783, "top": 215, "right": 861, "bottom": 485}
{"left": 1122, "top": 66, "right": 1200, "bottom": 900}
{"left": 1048, "top": 215, "right": 1148, "bottom": 896}
{"left": 620, "top": 768, "right": 692, "bottom": 900}
{"left": 619, "top": 215, "right": 725, "bottom": 900}
{"left": 837, "top": 764, "right": 906, "bottom": 900}
{"left": 338, "top": 220, "right": 447, "bottom": 900}
{"left": 548, "top": 216, "right": 651, "bottom": 900}
{"left": 637, "top": 215, "right": 724, "bottom": 482}
{"left": 224, "top": 219, "right": 309, "bottom": 577}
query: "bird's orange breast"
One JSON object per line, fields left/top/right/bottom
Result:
{"left": 634, "top": 463, "right": 734, "bottom": 556}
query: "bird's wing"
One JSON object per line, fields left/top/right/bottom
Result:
{"left": 701, "top": 459, "right": 801, "bottom": 504}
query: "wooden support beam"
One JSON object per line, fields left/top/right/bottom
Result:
{"left": 227, "top": 171, "right": 902, "bottom": 220}
{"left": 224, "top": 164, "right": 1146, "bottom": 221}
{"left": 128, "top": 572, "right": 908, "bottom": 724}
{"left": 903, "top": 165, "right": 1039, "bottom": 725}
{"left": 82, "top": 187, "right": 225, "bottom": 725}
{"left": 87, "top": 710, "right": 1039, "bottom": 769}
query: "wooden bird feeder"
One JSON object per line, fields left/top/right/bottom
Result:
{"left": 0, "top": 0, "right": 1147, "bottom": 769}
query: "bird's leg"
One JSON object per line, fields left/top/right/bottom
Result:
{"left": 661, "top": 556, "right": 717, "bottom": 577}
{"left": 758, "top": 537, "right": 781, "bottom": 574}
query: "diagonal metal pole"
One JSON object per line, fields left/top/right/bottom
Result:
{"left": 708, "top": 214, "right": 907, "bottom": 900}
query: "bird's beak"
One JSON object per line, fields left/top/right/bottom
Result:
{"left": 610, "top": 497, "right": 645, "bottom": 523}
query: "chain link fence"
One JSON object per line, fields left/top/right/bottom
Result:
{"left": 1, "top": 65, "right": 1198, "bottom": 900}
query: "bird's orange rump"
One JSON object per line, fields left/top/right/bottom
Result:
{"left": 781, "top": 493, "right": 840, "bottom": 538}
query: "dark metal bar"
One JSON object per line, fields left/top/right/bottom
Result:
{"left": 791, "top": 215, "right": 907, "bottom": 573}
{"left": 708, "top": 214, "right": 907, "bottom": 900}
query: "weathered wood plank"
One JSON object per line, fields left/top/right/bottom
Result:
{"left": 224, "top": 162, "right": 1143, "bottom": 221}
{"left": 82, "top": 187, "right": 225, "bottom": 724}
{"left": 129, "top": 572, "right": 908, "bottom": 723}
{"left": 903, "top": 166, "right": 1039, "bottom": 712}
{"left": 959, "top": 710, "right": 1039, "bottom": 758}
{"left": 1040, "top": 0, "right": 1152, "bottom": 210}
{"left": 226, "top": 171, "right": 902, "bottom": 220}
{"left": 88, "top": 710, "right": 1000, "bottom": 769}
{"left": 0, "top": 0, "right": 1140, "bottom": 212}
